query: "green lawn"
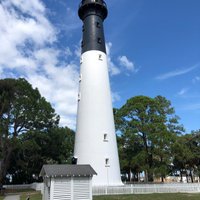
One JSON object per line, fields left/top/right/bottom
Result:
{"left": 93, "top": 193, "right": 200, "bottom": 200}
{"left": 20, "top": 193, "right": 42, "bottom": 200}
{"left": 8, "top": 192, "right": 199, "bottom": 200}
{"left": 0, "top": 192, "right": 200, "bottom": 200}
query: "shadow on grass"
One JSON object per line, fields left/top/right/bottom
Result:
{"left": 93, "top": 193, "right": 200, "bottom": 200}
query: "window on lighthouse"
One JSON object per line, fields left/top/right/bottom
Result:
{"left": 80, "top": 56, "right": 83, "bottom": 64}
{"left": 96, "top": 22, "right": 100, "bottom": 28}
{"left": 103, "top": 133, "right": 108, "bottom": 141}
{"left": 82, "top": 25, "right": 85, "bottom": 32}
{"left": 79, "top": 74, "right": 82, "bottom": 82}
{"left": 81, "top": 40, "right": 84, "bottom": 47}
{"left": 78, "top": 93, "right": 81, "bottom": 101}
{"left": 105, "top": 158, "right": 110, "bottom": 166}
{"left": 97, "top": 37, "right": 102, "bottom": 44}
{"left": 98, "top": 54, "right": 103, "bottom": 61}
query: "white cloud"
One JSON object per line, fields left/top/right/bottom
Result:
{"left": 192, "top": 76, "right": 200, "bottom": 83}
{"left": 105, "top": 45, "right": 138, "bottom": 75}
{"left": 118, "top": 56, "right": 137, "bottom": 72}
{"left": 111, "top": 92, "right": 121, "bottom": 102}
{"left": 0, "top": 0, "right": 56, "bottom": 70}
{"left": 106, "top": 42, "right": 121, "bottom": 75}
{"left": 178, "top": 88, "right": 188, "bottom": 96}
{"left": 0, "top": 0, "right": 79, "bottom": 129}
{"left": 4, "top": 0, "right": 45, "bottom": 15}
{"left": 156, "top": 64, "right": 199, "bottom": 80}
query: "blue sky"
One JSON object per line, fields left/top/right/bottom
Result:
{"left": 0, "top": 0, "right": 200, "bottom": 132}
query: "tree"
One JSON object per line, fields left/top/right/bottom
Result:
{"left": 171, "top": 135, "right": 194, "bottom": 182}
{"left": 117, "top": 131, "right": 145, "bottom": 182}
{"left": 115, "top": 95, "right": 184, "bottom": 182}
{"left": 0, "top": 78, "right": 59, "bottom": 184}
{"left": 45, "top": 127, "right": 75, "bottom": 164}
{"left": 7, "top": 127, "right": 74, "bottom": 184}
{"left": 190, "top": 130, "right": 200, "bottom": 180}
{"left": 173, "top": 131, "right": 200, "bottom": 183}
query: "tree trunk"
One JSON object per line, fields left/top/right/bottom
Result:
{"left": 0, "top": 169, "right": 3, "bottom": 186}
{"left": 180, "top": 170, "right": 183, "bottom": 182}
{"left": 190, "top": 169, "right": 193, "bottom": 183}
{"left": 148, "top": 171, "right": 154, "bottom": 182}
{"left": 0, "top": 140, "right": 13, "bottom": 185}
{"left": 145, "top": 170, "right": 148, "bottom": 183}
{"left": 136, "top": 172, "right": 139, "bottom": 182}
{"left": 147, "top": 154, "right": 154, "bottom": 182}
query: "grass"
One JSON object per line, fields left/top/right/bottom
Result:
{"left": 4, "top": 189, "right": 35, "bottom": 194}
{"left": 0, "top": 189, "right": 41, "bottom": 200}
{"left": 1, "top": 192, "right": 199, "bottom": 200}
{"left": 93, "top": 193, "right": 200, "bottom": 200}
{"left": 20, "top": 192, "right": 42, "bottom": 200}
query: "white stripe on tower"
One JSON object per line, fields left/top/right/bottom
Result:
{"left": 73, "top": 0, "right": 122, "bottom": 186}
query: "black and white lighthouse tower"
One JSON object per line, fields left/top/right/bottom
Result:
{"left": 74, "top": 0, "right": 122, "bottom": 186}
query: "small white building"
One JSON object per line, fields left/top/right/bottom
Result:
{"left": 40, "top": 164, "right": 97, "bottom": 200}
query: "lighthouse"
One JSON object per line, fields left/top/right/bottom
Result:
{"left": 73, "top": 0, "right": 122, "bottom": 186}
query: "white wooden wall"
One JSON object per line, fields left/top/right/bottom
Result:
{"left": 73, "top": 177, "right": 92, "bottom": 200}
{"left": 46, "top": 176, "right": 92, "bottom": 200}
{"left": 52, "top": 178, "right": 71, "bottom": 200}
{"left": 43, "top": 178, "right": 50, "bottom": 200}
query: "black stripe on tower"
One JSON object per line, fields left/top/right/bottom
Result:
{"left": 78, "top": 0, "right": 108, "bottom": 54}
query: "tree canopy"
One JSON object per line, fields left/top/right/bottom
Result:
{"left": 7, "top": 127, "right": 74, "bottom": 184}
{"left": 115, "top": 95, "right": 185, "bottom": 182}
{"left": 1, "top": 78, "right": 200, "bottom": 184}
{"left": 0, "top": 78, "right": 60, "bottom": 184}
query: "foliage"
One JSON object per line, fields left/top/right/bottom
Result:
{"left": 7, "top": 126, "right": 75, "bottom": 184}
{"left": 115, "top": 95, "right": 184, "bottom": 182}
{"left": 0, "top": 78, "right": 59, "bottom": 184}
{"left": 171, "top": 130, "right": 200, "bottom": 182}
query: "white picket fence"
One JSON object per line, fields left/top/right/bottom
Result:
{"left": 4, "top": 183, "right": 200, "bottom": 195}
{"left": 92, "top": 183, "right": 200, "bottom": 195}
{"left": 4, "top": 183, "right": 43, "bottom": 192}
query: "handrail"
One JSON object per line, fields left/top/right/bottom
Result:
{"left": 79, "top": 0, "right": 107, "bottom": 9}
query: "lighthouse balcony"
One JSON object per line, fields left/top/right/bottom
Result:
{"left": 78, "top": 0, "right": 108, "bottom": 20}
{"left": 79, "top": 0, "right": 107, "bottom": 8}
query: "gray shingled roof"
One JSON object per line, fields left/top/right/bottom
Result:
{"left": 40, "top": 164, "right": 97, "bottom": 177}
